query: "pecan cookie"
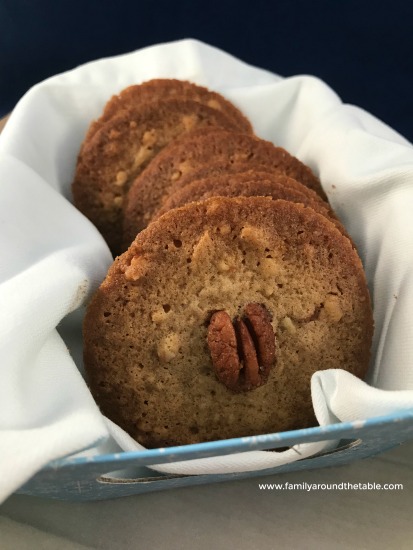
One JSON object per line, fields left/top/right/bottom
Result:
{"left": 84, "top": 196, "right": 373, "bottom": 448}
{"left": 82, "top": 79, "right": 253, "bottom": 148}
{"left": 72, "top": 100, "right": 241, "bottom": 254}
{"left": 152, "top": 170, "right": 342, "bottom": 232}
{"left": 123, "top": 130, "right": 326, "bottom": 246}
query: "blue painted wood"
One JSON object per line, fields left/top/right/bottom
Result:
{"left": 17, "top": 411, "right": 413, "bottom": 501}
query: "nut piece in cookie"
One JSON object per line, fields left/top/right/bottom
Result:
{"left": 207, "top": 303, "right": 276, "bottom": 392}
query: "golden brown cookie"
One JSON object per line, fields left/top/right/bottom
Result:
{"left": 164, "top": 159, "right": 271, "bottom": 189}
{"left": 152, "top": 170, "right": 340, "bottom": 231}
{"left": 82, "top": 79, "right": 253, "bottom": 148}
{"left": 123, "top": 129, "right": 326, "bottom": 247}
{"left": 84, "top": 196, "right": 373, "bottom": 448}
{"left": 72, "top": 100, "right": 241, "bottom": 254}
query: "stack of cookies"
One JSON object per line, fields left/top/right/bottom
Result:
{"left": 73, "top": 80, "right": 374, "bottom": 449}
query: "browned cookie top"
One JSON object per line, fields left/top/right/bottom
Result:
{"left": 84, "top": 196, "right": 373, "bottom": 448}
{"left": 124, "top": 129, "right": 325, "bottom": 244}
{"left": 72, "top": 100, "right": 241, "bottom": 254}
{"left": 166, "top": 159, "right": 272, "bottom": 189}
{"left": 123, "top": 129, "right": 326, "bottom": 247}
{"left": 83, "top": 79, "right": 253, "bottom": 147}
{"left": 153, "top": 170, "right": 338, "bottom": 227}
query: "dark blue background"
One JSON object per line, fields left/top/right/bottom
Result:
{"left": 1, "top": 0, "right": 412, "bottom": 141}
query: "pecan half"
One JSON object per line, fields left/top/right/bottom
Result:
{"left": 207, "top": 303, "right": 276, "bottom": 392}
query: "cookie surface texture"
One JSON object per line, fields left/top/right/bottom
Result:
{"left": 84, "top": 197, "right": 373, "bottom": 448}
{"left": 73, "top": 100, "right": 240, "bottom": 254}
{"left": 123, "top": 130, "right": 326, "bottom": 246}
{"left": 153, "top": 170, "right": 339, "bottom": 227}
{"left": 83, "top": 79, "right": 253, "bottom": 144}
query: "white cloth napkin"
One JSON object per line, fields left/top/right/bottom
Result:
{"left": 1, "top": 39, "right": 413, "bottom": 502}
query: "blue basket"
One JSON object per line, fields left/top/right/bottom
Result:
{"left": 17, "top": 410, "right": 413, "bottom": 501}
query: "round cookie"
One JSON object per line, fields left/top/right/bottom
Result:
{"left": 163, "top": 159, "right": 328, "bottom": 200}
{"left": 84, "top": 196, "right": 374, "bottom": 448}
{"left": 152, "top": 171, "right": 340, "bottom": 229}
{"left": 82, "top": 79, "right": 253, "bottom": 147}
{"left": 166, "top": 159, "right": 278, "bottom": 189}
{"left": 72, "top": 100, "right": 240, "bottom": 254}
{"left": 123, "top": 129, "right": 326, "bottom": 246}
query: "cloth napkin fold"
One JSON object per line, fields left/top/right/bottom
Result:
{"left": 1, "top": 39, "right": 413, "bottom": 502}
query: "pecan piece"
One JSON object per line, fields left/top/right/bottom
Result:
{"left": 236, "top": 318, "right": 261, "bottom": 388}
{"left": 207, "top": 310, "right": 240, "bottom": 390}
{"left": 242, "top": 303, "right": 275, "bottom": 382}
{"left": 207, "top": 303, "right": 276, "bottom": 392}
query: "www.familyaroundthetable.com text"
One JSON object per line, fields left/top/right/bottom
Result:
{"left": 258, "top": 482, "right": 403, "bottom": 491}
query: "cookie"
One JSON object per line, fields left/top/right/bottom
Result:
{"left": 82, "top": 79, "right": 253, "bottom": 146}
{"left": 84, "top": 196, "right": 373, "bottom": 448}
{"left": 153, "top": 170, "right": 340, "bottom": 229}
{"left": 163, "top": 159, "right": 273, "bottom": 190}
{"left": 123, "top": 129, "right": 326, "bottom": 246}
{"left": 72, "top": 100, "right": 241, "bottom": 254}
